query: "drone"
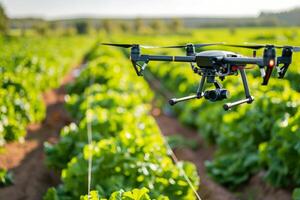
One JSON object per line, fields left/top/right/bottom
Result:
{"left": 102, "top": 42, "right": 300, "bottom": 110}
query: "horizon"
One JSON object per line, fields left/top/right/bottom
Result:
{"left": 1, "top": 0, "right": 300, "bottom": 20}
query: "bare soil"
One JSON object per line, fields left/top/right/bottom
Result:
{"left": 0, "top": 70, "right": 76, "bottom": 200}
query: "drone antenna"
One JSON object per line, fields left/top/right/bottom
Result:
{"left": 253, "top": 50, "right": 257, "bottom": 58}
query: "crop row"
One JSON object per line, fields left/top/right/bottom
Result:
{"left": 0, "top": 36, "right": 94, "bottom": 146}
{"left": 44, "top": 46, "right": 199, "bottom": 199}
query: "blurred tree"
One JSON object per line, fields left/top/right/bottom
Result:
{"left": 48, "top": 22, "right": 59, "bottom": 35}
{"left": 33, "top": 22, "right": 49, "bottom": 35}
{"left": 74, "top": 21, "right": 91, "bottom": 35}
{"left": 119, "top": 21, "right": 131, "bottom": 33}
{"left": 102, "top": 19, "right": 120, "bottom": 33}
{"left": 94, "top": 22, "right": 102, "bottom": 33}
{"left": 258, "top": 17, "right": 280, "bottom": 27}
{"left": 102, "top": 19, "right": 111, "bottom": 33}
{"left": 134, "top": 18, "right": 146, "bottom": 33}
{"left": 150, "top": 19, "right": 165, "bottom": 33}
{"left": 0, "top": 3, "right": 8, "bottom": 34}
{"left": 50, "top": 22, "right": 69, "bottom": 36}
{"left": 170, "top": 18, "right": 184, "bottom": 32}
{"left": 229, "top": 26, "right": 236, "bottom": 35}
{"left": 20, "top": 24, "right": 27, "bottom": 37}
{"left": 63, "top": 27, "right": 76, "bottom": 36}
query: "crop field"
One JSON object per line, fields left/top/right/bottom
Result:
{"left": 1, "top": 27, "right": 300, "bottom": 200}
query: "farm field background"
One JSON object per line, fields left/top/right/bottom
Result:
{"left": 1, "top": 26, "right": 300, "bottom": 200}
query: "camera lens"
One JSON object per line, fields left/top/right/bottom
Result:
{"left": 204, "top": 90, "right": 218, "bottom": 101}
{"left": 204, "top": 89, "right": 229, "bottom": 102}
{"left": 220, "top": 89, "right": 230, "bottom": 99}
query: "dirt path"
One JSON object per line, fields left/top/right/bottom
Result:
{"left": 0, "top": 70, "right": 76, "bottom": 200}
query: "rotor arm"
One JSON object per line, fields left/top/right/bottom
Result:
{"left": 144, "top": 55, "right": 196, "bottom": 62}
{"left": 223, "top": 57, "right": 263, "bottom": 66}
{"left": 131, "top": 54, "right": 196, "bottom": 76}
{"left": 223, "top": 57, "right": 268, "bottom": 82}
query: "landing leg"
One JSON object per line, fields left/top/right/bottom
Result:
{"left": 169, "top": 76, "right": 206, "bottom": 105}
{"left": 223, "top": 68, "right": 254, "bottom": 111}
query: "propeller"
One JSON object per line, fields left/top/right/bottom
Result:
{"left": 102, "top": 42, "right": 300, "bottom": 52}
{"left": 293, "top": 47, "right": 300, "bottom": 52}
{"left": 161, "top": 43, "right": 224, "bottom": 49}
{"left": 101, "top": 43, "right": 159, "bottom": 49}
{"left": 222, "top": 43, "right": 300, "bottom": 52}
{"left": 101, "top": 42, "right": 224, "bottom": 49}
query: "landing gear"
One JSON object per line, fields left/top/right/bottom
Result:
{"left": 223, "top": 68, "right": 254, "bottom": 111}
{"left": 169, "top": 68, "right": 254, "bottom": 111}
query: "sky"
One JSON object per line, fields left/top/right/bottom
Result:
{"left": 1, "top": 0, "right": 300, "bottom": 19}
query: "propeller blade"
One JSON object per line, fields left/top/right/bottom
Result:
{"left": 101, "top": 43, "right": 160, "bottom": 49}
{"left": 194, "top": 43, "right": 225, "bottom": 48}
{"left": 161, "top": 43, "right": 223, "bottom": 49}
{"left": 222, "top": 43, "right": 295, "bottom": 50}
{"left": 102, "top": 42, "right": 300, "bottom": 52}
{"left": 293, "top": 46, "right": 300, "bottom": 52}
{"left": 140, "top": 45, "right": 163, "bottom": 49}
{"left": 101, "top": 43, "right": 134, "bottom": 48}
{"left": 222, "top": 44, "right": 266, "bottom": 50}
{"left": 160, "top": 45, "right": 187, "bottom": 48}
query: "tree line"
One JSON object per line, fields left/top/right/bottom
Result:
{"left": 1, "top": 2, "right": 300, "bottom": 36}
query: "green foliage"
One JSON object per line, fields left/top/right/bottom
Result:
{"left": 170, "top": 18, "right": 184, "bottom": 32}
{"left": 43, "top": 188, "right": 59, "bottom": 200}
{"left": 33, "top": 22, "right": 49, "bottom": 35}
{"left": 259, "top": 109, "right": 300, "bottom": 187}
{"left": 60, "top": 136, "right": 196, "bottom": 199}
{"left": 75, "top": 21, "right": 91, "bottom": 35}
{"left": 0, "top": 3, "right": 8, "bottom": 34}
{"left": 45, "top": 52, "right": 153, "bottom": 169}
{"left": 150, "top": 20, "right": 165, "bottom": 33}
{"left": 0, "top": 36, "right": 94, "bottom": 146}
{"left": 80, "top": 188, "right": 169, "bottom": 200}
{"left": 205, "top": 151, "right": 259, "bottom": 188}
{"left": 203, "top": 79, "right": 300, "bottom": 188}
{"left": 44, "top": 46, "right": 199, "bottom": 199}
{"left": 293, "top": 188, "right": 300, "bottom": 200}
{"left": 108, "top": 188, "right": 152, "bottom": 200}
{"left": 166, "top": 134, "right": 198, "bottom": 150}
{"left": 0, "top": 168, "right": 13, "bottom": 187}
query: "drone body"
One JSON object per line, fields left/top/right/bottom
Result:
{"left": 102, "top": 42, "right": 299, "bottom": 110}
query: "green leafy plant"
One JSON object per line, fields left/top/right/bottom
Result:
{"left": 259, "top": 109, "right": 300, "bottom": 187}
{"left": 80, "top": 188, "right": 169, "bottom": 200}
{"left": 166, "top": 134, "right": 198, "bottom": 150}
{"left": 0, "top": 168, "right": 13, "bottom": 187}
{"left": 293, "top": 188, "right": 300, "bottom": 200}
{"left": 0, "top": 35, "right": 95, "bottom": 145}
